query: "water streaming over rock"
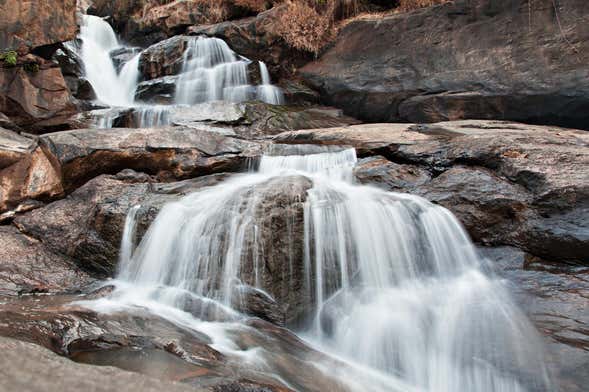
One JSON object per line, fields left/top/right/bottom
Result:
{"left": 257, "top": 61, "right": 284, "bottom": 105}
{"left": 83, "top": 147, "right": 553, "bottom": 392}
{"left": 79, "top": 15, "right": 139, "bottom": 107}
{"left": 75, "top": 20, "right": 284, "bottom": 128}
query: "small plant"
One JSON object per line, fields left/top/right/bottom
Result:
{"left": 23, "top": 62, "right": 39, "bottom": 73}
{"left": 0, "top": 50, "right": 18, "bottom": 67}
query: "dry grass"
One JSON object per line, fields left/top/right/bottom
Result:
{"left": 273, "top": 0, "right": 364, "bottom": 55}
{"left": 397, "top": 0, "right": 450, "bottom": 11}
{"left": 138, "top": 0, "right": 451, "bottom": 54}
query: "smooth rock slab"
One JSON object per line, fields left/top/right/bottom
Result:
{"left": 40, "top": 126, "right": 263, "bottom": 191}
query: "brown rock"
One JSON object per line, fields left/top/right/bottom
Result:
{"left": 0, "top": 295, "right": 349, "bottom": 392}
{"left": 0, "top": 62, "right": 77, "bottom": 132}
{"left": 39, "top": 126, "right": 263, "bottom": 192}
{"left": 354, "top": 156, "right": 431, "bottom": 192}
{"left": 0, "top": 128, "right": 63, "bottom": 213}
{"left": 0, "top": 0, "right": 78, "bottom": 54}
{"left": 0, "top": 336, "right": 200, "bottom": 392}
{"left": 0, "top": 225, "right": 93, "bottom": 296}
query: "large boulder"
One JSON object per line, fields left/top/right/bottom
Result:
{"left": 301, "top": 0, "right": 589, "bottom": 129}
{"left": 12, "top": 173, "right": 230, "bottom": 276}
{"left": 0, "top": 225, "right": 93, "bottom": 296}
{"left": 0, "top": 0, "right": 78, "bottom": 54}
{"left": 0, "top": 60, "right": 77, "bottom": 132}
{"left": 0, "top": 128, "right": 63, "bottom": 214}
{"left": 275, "top": 120, "right": 589, "bottom": 264}
{"left": 39, "top": 126, "right": 263, "bottom": 191}
{"left": 138, "top": 35, "right": 190, "bottom": 81}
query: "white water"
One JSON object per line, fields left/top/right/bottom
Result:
{"left": 175, "top": 36, "right": 283, "bottom": 106}
{"left": 80, "top": 147, "right": 553, "bottom": 392}
{"left": 257, "top": 61, "right": 284, "bottom": 105}
{"left": 79, "top": 15, "right": 139, "bottom": 107}
{"left": 76, "top": 20, "right": 285, "bottom": 128}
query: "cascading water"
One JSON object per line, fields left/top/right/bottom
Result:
{"left": 257, "top": 61, "right": 284, "bottom": 105}
{"left": 79, "top": 15, "right": 139, "bottom": 107}
{"left": 75, "top": 20, "right": 285, "bottom": 128}
{"left": 175, "top": 36, "right": 283, "bottom": 106}
{"left": 82, "top": 146, "right": 553, "bottom": 392}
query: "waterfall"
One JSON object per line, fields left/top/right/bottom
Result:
{"left": 75, "top": 20, "right": 285, "bottom": 129}
{"left": 175, "top": 36, "right": 253, "bottom": 104}
{"left": 79, "top": 15, "right": 139, "bottom": 107}
{"left": 257, "top": 61, "right": 284, "bottom": 105}
{"left": 175, "top": 36, "right": 284, "bottom": 106}
{"left": 89, "top": 146, "right": 553, "bottom": 392}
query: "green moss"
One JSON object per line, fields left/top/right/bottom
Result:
{"left": 0, "top": 50, "right": 17, "bottom": 67}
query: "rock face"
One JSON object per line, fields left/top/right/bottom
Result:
{"left": 0, "top": 0, "right": 78, "bottom": 54}
{"left": 0, "top": 226, "right": 93, "bottom": 296}
{"left": 0, "top": 62, "right": 77, "bottom": 132}
{"left": 481, "top": 246, "right": 589, "bottom": 392}
{"left": 0, "top": 336, "right": 199, "bottom": 392}
{"left": 275, "top": 120, "right": 589, "bottom": 264}
{"left": 0, "top": 128, "right": 63, "bottom": 214}
{"left": 301, "top": 0, "right": 589, "bottom": 129}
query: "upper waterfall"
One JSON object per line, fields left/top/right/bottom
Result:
{"left": 79, "top": 15, "right": 139, "bottom": 107}
{"left": 74, "top": 18, "right": 285, "bottom": 128}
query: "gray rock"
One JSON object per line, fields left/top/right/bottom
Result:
{"left": 301, "top": 0, "right": 589, "bottom": 129}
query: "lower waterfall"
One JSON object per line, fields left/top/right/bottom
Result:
{"left": 82, "top": 147, "right": 553, "bottom": 392}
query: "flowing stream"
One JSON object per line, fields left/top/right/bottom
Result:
{"left": 81, "top": 146, "right": 553, "bottom": 392}
{"left": 76, "top": 15, "right": 283, "bottom": 128}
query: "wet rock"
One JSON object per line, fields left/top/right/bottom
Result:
{"left": 481, "top": 246, "right": 589, "bottom": 392}
{"left": 301, "top": 0, "right": 589, "bottom": 129}
{"left": 0, "top": 225, "right": 93, "bottom": 296}
{"left": 0, "top": 295, "right": 350, "bottom": 392}
{"left": 0, "top": 336, "right": 198, "bottom": 392}
{"left": 232, "top": 285, "right": 285, "bottom": 327}
{"left": 0, "top": 60, "right": 77, "bottom": 132}
{"left": 276, "top": 120, "right": 589, "bottom": 264}
{"left": 135, "top": 76, "right": 179, "bottom": 104}
{"left": 354, "top": 156, "right": 431, "bottom": 192}
{"left": 0, "top": 128, "right": 63, "bottom": 213}
{"left": 39, "top": 126, "right": 263, "bottom": 192}
{"left": 110, "top": 47, "right": 142, "bottom": 73}
{"left": 0, "top": 0, "right": 78, "bottom": 54}
{"left": 239, "top": 175, "right": 313, "bottom": 325}
{"left": 139, "top": 35, "right": 190, "bottom": 80}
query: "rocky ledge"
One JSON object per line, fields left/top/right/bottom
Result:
{"left": 0, "top": 119, "right": 587, "bottom": 391}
